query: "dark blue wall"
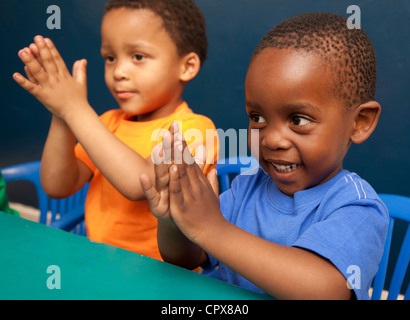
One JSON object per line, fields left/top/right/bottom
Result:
{"left": 1, "top": 0, "right": 409, "bottom": 198}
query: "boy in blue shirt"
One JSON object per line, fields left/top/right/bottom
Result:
{"left": 140, "top": 12, "right": 389, "bottom": 299}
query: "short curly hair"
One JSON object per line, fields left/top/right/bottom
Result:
{"left": 253, "top": 12, "right": 377, "bottom": 108}
{"left": 104, "top": 0, "right": 208, "bottom": 65}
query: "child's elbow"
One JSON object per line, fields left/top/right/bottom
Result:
{"left": 42, "top": 183, "right": 75, "bottom": 199}
{"left": 119, "top": 186, "right": 145, "bottom": 202}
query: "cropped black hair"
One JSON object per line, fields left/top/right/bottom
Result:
{"left": 253, "top": 12, "right": 377, "bottom": 108}
{"left": 104, "top": 0, "right": 207, "bottom": 65}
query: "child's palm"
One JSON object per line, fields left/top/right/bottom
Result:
{"left": 13, "top": 36, "right": 88, "bottom": 119}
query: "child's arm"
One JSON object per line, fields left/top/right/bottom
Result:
{"left": 140, "top": 128, "right": 210, "bottom": 269}
{"left": 156, "top": 146, "right": 351, "bottom": 299}
{"left": 13, "top": 36, "right": 155, "bottom": 201}
{"left": 40, "top": 115, "right": 92, "bottom": 198}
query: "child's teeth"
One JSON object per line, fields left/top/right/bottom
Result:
{"left": 272, "top": 163, "right": 300, "bottom": 173}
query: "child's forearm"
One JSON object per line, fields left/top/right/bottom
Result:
{"left": 62, "top": 103, "right": 153, "bottom": 201}
{"left": 196, "top": 218, "right": 351, "bottom": 300}
{"left": 41, "top": 115, "right": 91, "bottom": 198}
{"left": 157, "top": 220, "right": 207, "bottom": 270}
{"left": 42, "top": 107, "right": 154, "bottom": 201}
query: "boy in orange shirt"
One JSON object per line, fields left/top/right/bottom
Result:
{"left": 13, "top": 0, "right": 218, "bottom": 260}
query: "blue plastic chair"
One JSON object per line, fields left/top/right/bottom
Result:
{"left": 216, "top": 156, "right": 260, "bottom": 193}
{"left": 371, "top": 194, "right": 410, "bottom": 300}
{"left": 1, "top": 161, "right": 88, "bottom": 236}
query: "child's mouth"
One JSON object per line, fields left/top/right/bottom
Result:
{"left": 116, "top": 91, "right": 135, "bottom": 100}
{"left": 272, "top": 162, "right": 301, "bottom": 173}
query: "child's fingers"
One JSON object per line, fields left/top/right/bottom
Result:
{"left": 13, "top": 72, "right": 40, "bottom": 95}
{"left": 34, "top": 36, "right": 58, "bottom": 75}
{"left": 170, "top": 122, "right": 182, "bottom": 163}
{"left": 29, "top": 43, "right": 42, "bottom": 65}
{"left": 169, "top": 164, "right": 193, "bottom": 204}
{"left": 173, "top": 131, "right": 204, "bottom": 194}
{"left": 175, "top": 162, "right": 192, "bottom": 195}
{"left": 155, "top": 161, "right": 171, "bottom": 192}
{"left": 72, "top": 61, "right": 79, "bottom": 80}
{"left": 184, "top": 158, "right": 201, "bottom": 196}
{"left": 162, "top": 130, "right": 172, "bottom": 164}
{"left": 207, "top": 169, "right": 220, "bottom": 197}
{"left": 194, "top": 144, "right": 207, "bottom": 171}
{"left": 174, "top": 139, "right": 184, "bottom": 165}
{"left": 139, "top": 173, "right": 161, "bottom": 208}
{"left": 24, "top": 66, "right": 38, "bottom": 84}
{"left": 173, "top": 130, "right": 195, "bottom": 166}
{"left": 44, "top": 37, "right": 70, "bottom": 74}
{"left": 73, "top": 59, "right": 88, "bottom": 86}
{"left": 18, "top": 48, "right": 48, "bottom": 84}
{"left": 169, "top": 121, "right": 180, "bottom": 135}
{"left": 151, "top": 143, "right": 164, "bottom": 165}
{"left": 169, "top": 165, "right": 184, "bottom": 206}
{"left": 151, "top": 143, "right": 171, "bottom": 193}
{"left": 141, "top": 172, "right": 171, "bottom": 219}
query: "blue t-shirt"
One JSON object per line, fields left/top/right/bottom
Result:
{"left": 205, "top": 168, "right": 388, "bottom": 300}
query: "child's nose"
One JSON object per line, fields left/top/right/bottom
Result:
{"left": 113, "top": 61, "right": 129, "bottom": 80}
{"left": 262, "top": 126, "right": 292, "bottom": 151}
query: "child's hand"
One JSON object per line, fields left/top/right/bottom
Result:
{"left": 168, "top": 140, "right": 221, "bottom": 245}
{"left": 13, "top": 36, "right": 88, "bottom": 120}
{"left": 140, "top": 123, "right": 210, "bottom": 227}
{"left": 140, "top": 127, "right": 175, "bottom": 226}
{"left": 140, "top": 122, "right": 184, "bottom": 225}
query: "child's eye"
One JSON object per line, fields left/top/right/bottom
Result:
{"left": 133, "top": 54, "right": 144, "bottom": 61}
{"left": 292, "top": 116, "right": 311, "bottom": 126}
{"left": 251, "top": 114, "right": 266, "bottom": 123}
{"left": 104, "top": 55, "right": 115, "bottom": 63}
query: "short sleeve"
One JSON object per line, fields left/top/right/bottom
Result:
{"left": 293, "top": 199, "right": 388, "bottom": 300}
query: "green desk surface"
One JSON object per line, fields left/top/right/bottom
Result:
{"left": 0, "top": 213, "right": 272, "bottom": 300}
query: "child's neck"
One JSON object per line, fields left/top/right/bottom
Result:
{"left": 127, "top": 115, "right": 139, "bottom": 122}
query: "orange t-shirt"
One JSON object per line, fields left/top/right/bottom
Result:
{"left": 75, "top": 102, "right": 218, "bottom": 260}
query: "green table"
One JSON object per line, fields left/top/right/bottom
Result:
{"left": 0, "top": 213, "right": 272, "bottom": 300}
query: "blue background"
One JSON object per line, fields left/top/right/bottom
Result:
{"left": 1, "top": 0, "right": 409, "bottom": 197}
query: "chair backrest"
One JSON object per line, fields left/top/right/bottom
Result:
{"left": 1, "top": 161, "right": 88, "bottom": 235}
{"left": 371, "top": 193, "right": 410, "bottom": 300}
{"left": 216, "top": 156, "right": 259, "bottom": 193}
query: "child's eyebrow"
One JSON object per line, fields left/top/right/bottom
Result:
{"left": 245, "top": 101, "right": 321, "bottom": 114}
{"left": 245, "top": 101, "right": 260, "bottom": 109}
{"left": 123, "top": 41, "right": 151, "bottom": 49}
{"left": 282, "top": 103, "right": 321, "bottom": 114}
{"left": 100, "top": 41, "right": 153, "bottom": 52}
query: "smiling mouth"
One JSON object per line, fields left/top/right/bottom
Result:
{"left": 272, "top": 162, "right": 301, "bottom": 173}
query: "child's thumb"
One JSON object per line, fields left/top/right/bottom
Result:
{"left": 207, "top": 169, "right": 219, "bottom": 198}
{"left": 73, "top": 59, "right": 88, "bottom": 87}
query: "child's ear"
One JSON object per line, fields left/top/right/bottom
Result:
{"left": 179, "top": 52, "right": 201, "bottom": 82}
{"left": 350, "top": 101, "right": 381, "bottom": 144}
